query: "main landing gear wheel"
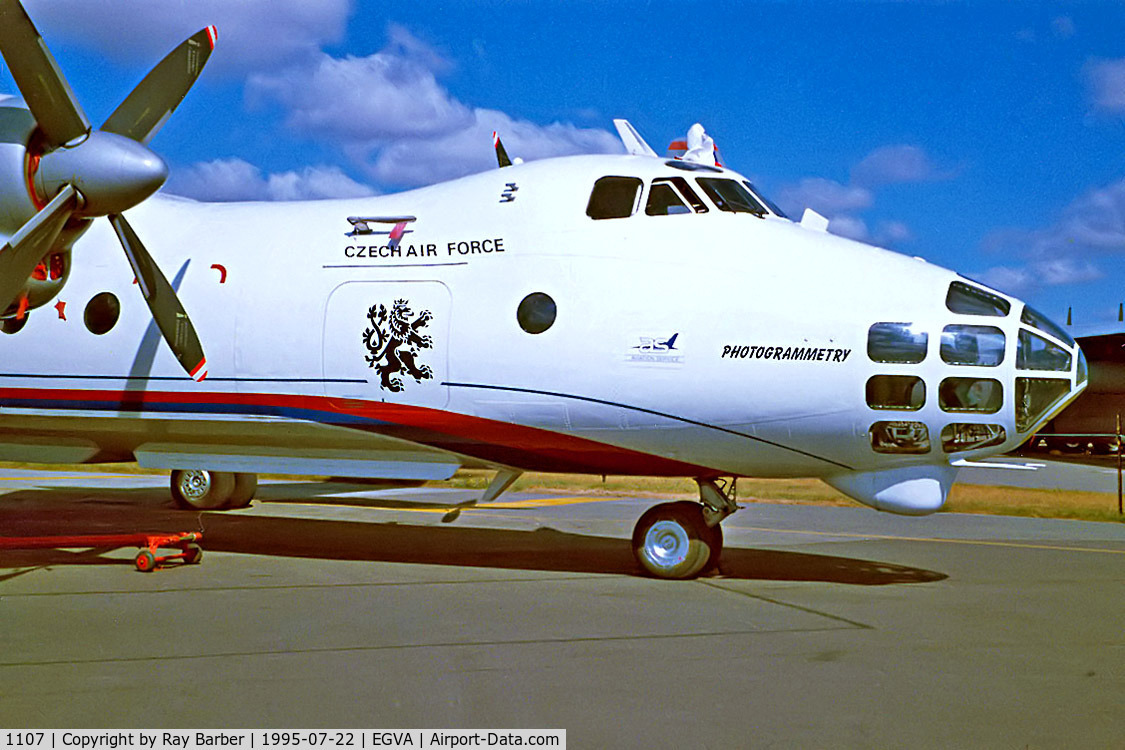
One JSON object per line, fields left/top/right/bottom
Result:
{"left": 632, "top": 501, "right": 722, "bottom": 579}
{"left": 226, "top": 473, "right": 258, "bottom": 509}
{"left": 170, "top": 469, "right": 235, "bottom": 510}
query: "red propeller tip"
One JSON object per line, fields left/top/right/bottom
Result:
{"left": 190, "top": 358, "right": 208, "bottom": 382}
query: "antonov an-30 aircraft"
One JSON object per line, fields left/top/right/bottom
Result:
{"left": 0, "top": 1, "right": 1089, "bottom": 578}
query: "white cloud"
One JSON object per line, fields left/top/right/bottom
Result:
{"left": 368, "top": 108, "right": 622, "bottom": 187}
{"left": 979, "top": 259, "right": 1103, "bottom": 297}
{"left": 22, "top": 0, "right": 351, "bottom": 73}
{"left": 166, "top": 158, "right": 375, "bottom": 201}
{"left": 978, "top": 178, "right": 1125, "bottom": 294}
{"left": 851, "top": 145, "right": 946, "bottom": 187}
{"left": 777, "top": 178, "right": 872, "bottom": 218}
{"left": 778, "top": 145, "right": 940, "bottom": 247}
{"left": 874, "top": 220, "right": 913, "bottom": 246}
{"left": 246, "top": 31, "right": 474, "bottom": 141}
{"left": 978, "top": 265, "right": 1037, "bottom": 296}
{"left": 826, "top": 215, "right": 869, "bottom": 242}
{"left": 1085, "top": 58, "right": 1125, "bottom": 113}
{"left": 986, "top": 178, "right": 1125, "bottom": 257}
{"left": 1036, "top": 257, "right": 1104, "bottom": 285}
{"left": 245, "top": 25, "right": 620, "bottom": 189}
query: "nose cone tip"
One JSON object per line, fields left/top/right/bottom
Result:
{"left": 134, "top": 151, "right": 169, "bottom": 195}
{"left": 118, "top": 142, "right": 168, "bottom": 198}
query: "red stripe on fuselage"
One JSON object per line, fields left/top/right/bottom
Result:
{"left": 0, "top": 387, "right": 720, "bottom": 478}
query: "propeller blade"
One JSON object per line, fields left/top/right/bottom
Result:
{"left": 0, "top": 0, "right": 90, "bottom": 147}
{"left": 101, "top": 26, "right": 218, "bottom": 144}
{"left": 108, "top": 214, "right": 207, "bottom": 381}
{"left": 0, "top": 184, "right": 76, "bottom": 311}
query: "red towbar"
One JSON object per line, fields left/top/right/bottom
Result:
{"left": 0, "top": 531, "right": 204, "bottom": 571}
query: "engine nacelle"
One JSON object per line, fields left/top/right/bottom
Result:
{"left": 0, "top": 99, "right": 88, "bottom": 319}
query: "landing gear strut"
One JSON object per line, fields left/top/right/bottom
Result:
{"left": 631, "top": 478, "right": 739, "bottom": 579}
{"left": 170, "top": 469, "right": 258, "bottom": 510}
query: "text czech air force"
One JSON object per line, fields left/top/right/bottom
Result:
{"left": 345, "top": 238, "right": 505, "bottom": 259}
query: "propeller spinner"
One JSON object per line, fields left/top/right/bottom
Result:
{"left": 0, "top": 0, "right": 215, "bottom": 381}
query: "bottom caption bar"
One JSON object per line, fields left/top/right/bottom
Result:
{"left": 0, "top": 732, "right": 566, "bottom": 750}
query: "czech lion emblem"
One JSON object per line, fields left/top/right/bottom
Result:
{"left": 362, "top": 299, "right": 434, "bottom": 392}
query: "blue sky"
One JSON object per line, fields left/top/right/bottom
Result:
{"left": 2, "top": 1, "right": 1124, "bottom": 327}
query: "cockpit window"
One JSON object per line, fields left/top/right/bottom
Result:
{"left": 646, "top": 183, "right": 689, "bottom": 216}
{"left": 1020, "top": 304, "right": 1074, "bottom": 346}
{"left": 586, "top": 176, "right": 642, "bottom": 220}
{"left": 645, "top": 177, "right": 708, "bottom": 216}
{"left": 695, "top": 178, "right": 766, "bottom": 216}
{"left": 946, "top": 281, "right": 1011, "bottom": 317}
{"left": 868, "top": 322, "right": 928, "bottom": 364}
{"left": 940, "top": 325, "right": 1005, "bottom": 366}
{"left": 1016, "top": 329, "right": 1072, "bottom": 372}
{"left": 743, "top": 181, "right": 788, "bottom": 219}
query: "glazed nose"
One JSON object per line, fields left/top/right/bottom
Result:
{"left": 1011, "top": 303, "right": 1086, "bottom": 435}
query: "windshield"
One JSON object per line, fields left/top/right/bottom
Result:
{"left": 743, "top": 181, "right": 788, "bottom": 218}
{"left": 695, "top": 178, "right": 766, "bottom": 216}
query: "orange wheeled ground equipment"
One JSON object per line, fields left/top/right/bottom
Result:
{"left": 0, "top": 531, "right": 204, "bottom": 571}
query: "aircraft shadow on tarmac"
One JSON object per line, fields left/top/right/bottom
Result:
{"left": 0, "top": 483, "right": 947, "bottom": 586}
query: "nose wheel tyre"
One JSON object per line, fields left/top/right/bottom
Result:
{"left": 632, "top": 501, "right": 723, "bottom": 579}
{"left": 171, "top": 469, "right": 235, "bottom": 510}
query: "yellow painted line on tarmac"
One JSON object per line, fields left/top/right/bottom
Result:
{"left": 738, "top": 525, "right": 1125, "bottom": 556}
{"left": 483, "top": 496, "right": 622, "bottom": 509}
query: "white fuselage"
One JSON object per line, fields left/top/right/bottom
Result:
{"left": 0, "top": 154, "right": 1087, "bottom": 512}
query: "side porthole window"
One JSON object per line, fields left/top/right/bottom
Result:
{"left": 84, "top": 292, "right": 120, "bottom": 335}
{"left": 867, "top": 322, "right": 928, "bottom": 364}
{"left": 940, "top": 324, "right": 1005, "bottom": 366}
{"left": 938, "top": 377, "right": 1003, "bottom": 413}
{"left": 942, "top": 423, "right": 1006, "bottom": 453}
{"left": 586, "top": 176, "right": 642, "bottom": 220}
{"left": 1, "top": 316, "right": 27, "bottom": 334}
{"left": 946, "top": 281, "right": 1011, "bottom": 317}
{"left": 517, "top": 292, "right": 556, "bottom": 334}
{"left": 869, "top": 420, "right": 931, "bottom": 454}
{"left": 866, "top": 375, "right": 925, "bottom": 411}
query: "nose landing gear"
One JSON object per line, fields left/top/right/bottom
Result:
{"left": 631, "top": 478, "right": 739, "bottom": 579}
